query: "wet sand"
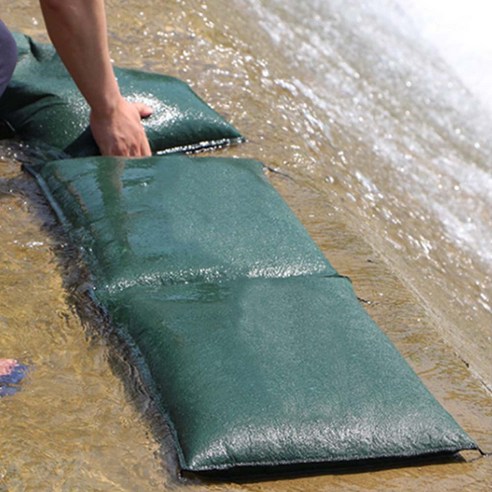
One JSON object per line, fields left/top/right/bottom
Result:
{"left": 1, "top": 0, "right": 491, "bottom": 490}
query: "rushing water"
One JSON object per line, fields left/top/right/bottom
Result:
{"left": 231, "top": 0, "right": 492, "bottom": 385}
{"left": 1, "top": 0, "right": 491, "bottom": 490}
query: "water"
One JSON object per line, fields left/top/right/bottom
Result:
{"left": 1, "top": 0, "right": 491, "bottom": 490}
{"left": 237, "top": 0, "right": 492, "bottom": 385}
{"left": 405, "top": 0, "right": 492, "bottom": 114}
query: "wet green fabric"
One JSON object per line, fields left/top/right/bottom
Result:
{"left": 107, "top": 278, "right": 475, "bottom": 471}
{"left": 0, "top": 33, "right": 243, "bottom": 156}
{"left": 35, "top": 155, "right": 475, "bottom": 473}
{"left": 39, "top": 155, "right": 335, "bottom": 291}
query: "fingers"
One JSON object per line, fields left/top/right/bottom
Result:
{"left": 107, "top": 135, "right": 150, "bottom": 157}
{"left": 132, "top": 102, "right": 152, "bottom": 156}
{"left": 90, "top": 98, "right": 153, "bottom": 158}
{"left": 140, "top": 133, "right": 152, "bottom": 156}
{"left": 122, "top": 102, "right": 152, "bottom": 156}
{"left": 135, "top": 102, "right": 153, "bottom": 119}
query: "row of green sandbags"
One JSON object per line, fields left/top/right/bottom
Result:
{"left": 31, "top": 154, "right": 475, "bottom": 473}
{"left": 2, "top": 32, "right": 476, "bottom": 474}
{"left": 0, "top": 34, "right": 243, "bottom": 156}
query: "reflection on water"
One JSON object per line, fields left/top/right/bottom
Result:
{"left": 1, "top": 0, "right": 492, "bottom": 490}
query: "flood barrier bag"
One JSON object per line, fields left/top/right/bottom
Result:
{"left": 0, "top": 33, "right": 243, "bottom": 156}
{"left": 35, "top": 155, "right": 475, "bottom": 473}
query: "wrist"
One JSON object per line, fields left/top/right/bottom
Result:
{"left": 89, "top": 89, "right": 125, "bottom": 119}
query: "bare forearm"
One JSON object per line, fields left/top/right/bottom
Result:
{"left": 39, "top": 0, "right": 120, "bottom": 116}
{"left": 38, "top": 0, "right": 152, "bottom": 156}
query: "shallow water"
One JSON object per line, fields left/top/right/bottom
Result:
{"left": 1, "top": 0, "right": 491, "bottom": 490}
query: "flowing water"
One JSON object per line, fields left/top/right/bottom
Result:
{"left": 1, "top": 0, "right": 491, "bottom": 490}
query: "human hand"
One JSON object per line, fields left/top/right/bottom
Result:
{"left": 90, "top": 97, "right": 153, "bottom": 157}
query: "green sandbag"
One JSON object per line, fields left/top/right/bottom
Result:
{"left": 106, "top": 277, "right": 475, "bottom": 471}
{"left": 0, "top": 33, "right": 243, "bottom": 156}
{"left": 39, "top": 155, "right": 336, "bottom": 292}
{"left": 34, "top": 155, "right": 475, "bottom": 473}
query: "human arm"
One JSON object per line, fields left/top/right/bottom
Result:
{"left": 39, "top": 0, "right": 152, "bottom": 156}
